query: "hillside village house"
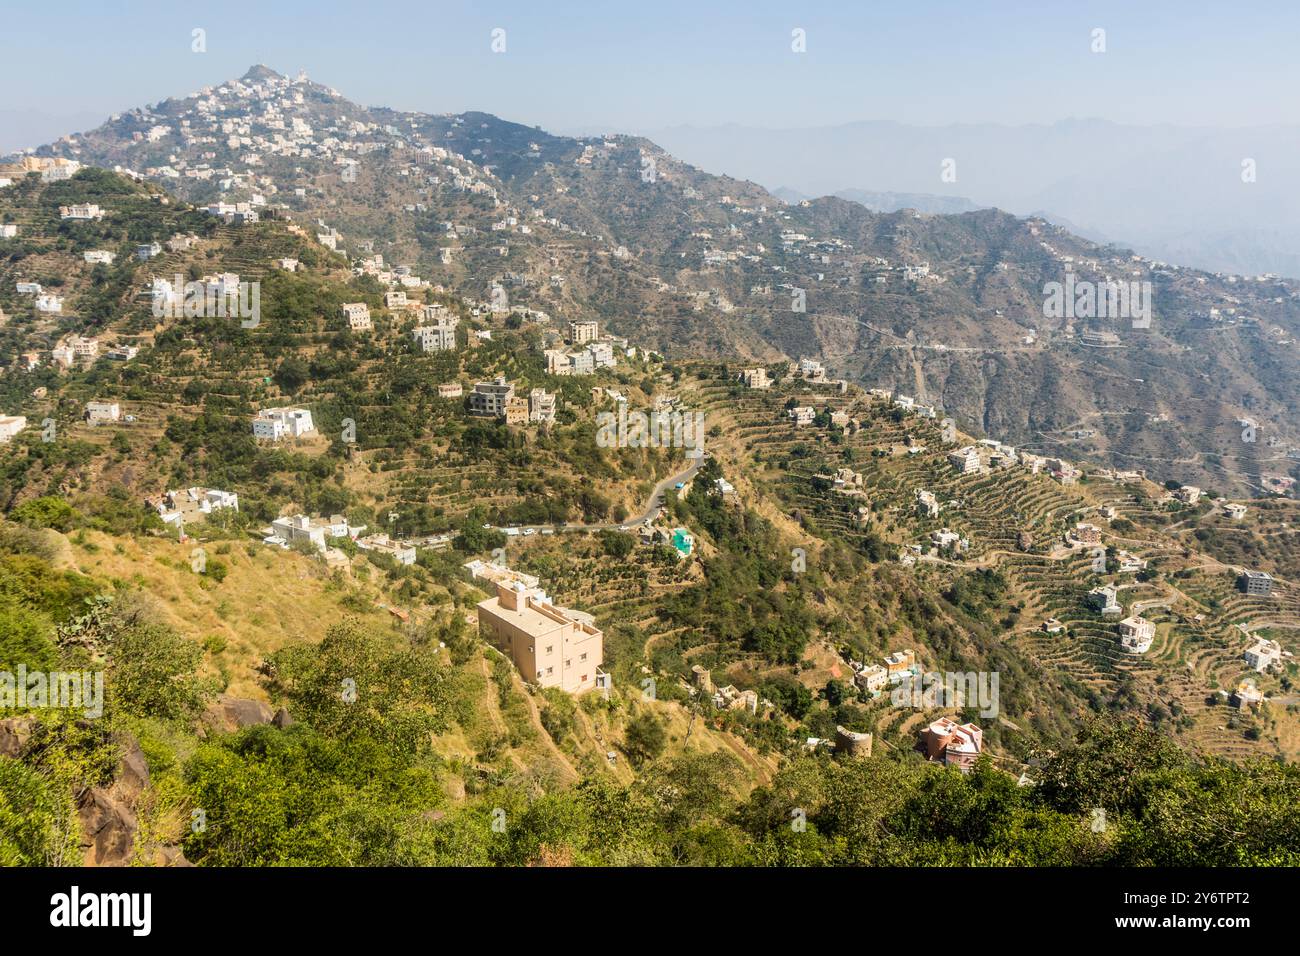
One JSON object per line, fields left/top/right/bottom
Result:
{"left": 437, "top": 382, "right": 463, "bottom": 399}
{"left": 341, "top": 303, "right": 372, "bottom": 331}
{"left": 383, "top": 291, "right": 407, "bottom": 310}
{"left": 268, "top": 514, "right": 331, "bottom": 552}
{"left": 252, "top": 407, "right": 315, "bottom": 440}
{"left": 1239, "top": 570, "right": 1274, "bottom": 596}
{"left": 60, "top": 203, "right": 105, "bottom": 220}
{"left": 915, "top": 489, "right": 941, "bottom": 518}
{"left": 0, "top": 225, "right": 18, "bottom": 239}
{"left": 788, "top": 405, "right": 815, "bottom": 426}
{"left": 136, "top": 241, "right": 162, "bottom": 261}
{"left": 470, "top": 377, "right": 515, "bottom": 417}
{"left": 35, "top": 293, "right": 63, "bottom": 313}
{"left": 504, "top": 396, "right": 530, "bottom": 425}
{"left": 528, "top": 387, "right": 556, "bottom": 424}
{"left": 83, "top": 250, "right": 116, "bottom": 265}
{"left": 151, "top": 487, "right": 239, "bottom": 526}
{"left": 948, "top": 445, "right": 982, "bottom": 474}
{"left": 477, "top": 580, "right": 604, "bottom": 694}
{"left": 884, "top": 649, "right": 916, "bottom": 681}
{"left": 1244, "top": 638, "right": 1283, "bottom": 672}
{"left": 356, "top": 533, "right": 416, "bottom": 565}
{"left": 85, "top": 401, "right": 121, "bottom": 423}
{"left": 738, "top": 367, "right": 769, "bottom": 389}
{"left": 50, "top": 345, "right": 75, "bottom": 369}
{"left": 1224, "top": 503, "right": 1248, "bottom": 520}
{"left": 1231, "top": 679, "right": 1265, "bottom": 711}
{"left": 1118, "top": 615, "right": 1155, "bottom": 654}
{"left": 20, "top": 352, "right": 39, "bottom": 371}
{"left": 16, "top": 281, "right": 42, "bottom": 295}
{"left": 0, "top": 415, "right": 27, "bottom": 443}
{"left": 71, "top": 336, "right": 99, "bottom": 361}
{"left": 1173, "top": 485, "right": 1202, "bottom": 505}
{"left": 1074, "top": 522, "right": 1102, "bottom": 545}
{"left": 921, "top": 717, "right": 984, "bottom": 773}
{"left": 854, "top": 663, "right": 888, "bottom": 694}
{"left": 569, "top": 319, "right": 598, "bottom": 344}
{"left": 412, "top": 317, "right": 458, "bottom": 352}
{"left": 1087, "top": 585, "right": 1122, "bottom": 616}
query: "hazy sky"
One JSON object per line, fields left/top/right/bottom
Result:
{"left": 2, "top": 0, "right": 1297, "bottom": 138}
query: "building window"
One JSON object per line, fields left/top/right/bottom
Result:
{"left": 580, "top": 653, "right": 587, "bottom": 661}
{"left": 546, "top": 645, "right": 553, "bottom": 654}
{"left": 546, "top": 667, "right": 554, "bottom": 676}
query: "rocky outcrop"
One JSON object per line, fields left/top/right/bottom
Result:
{"left": 0, "top": 717, "right": 37, "bottom": 757}
{"left": 199, "top": 694, "right": 275, "bottom": 735}
{"left": 77, "top": 734, "right": 148, "bottom": 866}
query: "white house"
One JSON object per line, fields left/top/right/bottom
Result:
{"left": 83, "top": 250, "right": 116, "bottom": 265}
{"left": 1243, "top": 638, "right": 1283, "bottom": 673}
{"left": 252, "top": 407, "right": 315, "bottom": 440}
{"left": 85, "top": 401, "right": 121, "bottom": 423}
{"left": 35, "top": 293, "right": 63, "bottom": 313}
{"left": 0, "top": 225, "right": 17, "bottom": 239}
{"left": 341, "top": 303, "right": 372, "bottom": 331}
{"left": 269, "top": 514, "right": 330, "bottom": 552}
{"left": 0, "top": 416, "right": 27, "bottom": 443}
{"left": 789, "top": 406, "right": 815, "bottom": 426}
{"left": 60, "top": 204, "right": 105, "bottom": 220}
{"left": 1118, "top": 615, "right": 1155, "bottom": 654}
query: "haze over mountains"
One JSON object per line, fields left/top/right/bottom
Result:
{"left": 15, "top": 66, "right": 1300, "bottom": 496}
{"left": 640, "top": 120, "right": 1300, "bottom": 279}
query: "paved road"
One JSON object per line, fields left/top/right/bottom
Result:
{"left": 494, "top": 452, "right": 707, "bottom": 537}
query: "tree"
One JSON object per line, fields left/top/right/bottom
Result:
{"left": 623, "top": 711, "right": 666, "bottom": 766}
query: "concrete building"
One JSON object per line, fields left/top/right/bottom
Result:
{"left": 947, "top": 446, "right": 982, "bottom": 474}
{"left": 1087, "top": 585, "right": 1122, "bottom": 616}
{"left": 1239, "top": 570, "right": 1274, "bottom": 596}
{"left": 854, "top": 664, "right": 888, "bottom": 694}
{"left": 85, "top": 401, "right": 121, "bottom": 423}
{"left": 569, "top": 320, "right": 598, "bottom": 344}
{"left": 915, "top": 489, "right": 940, "bottom": 518}
{"left": 738, "top": 367, "right": 769, "bottom": 389}
{"left": 788, "top": 405, "right": 815, "bottom": 426}
{"left": 252, "top": 407, "right": 315, "bottom": 440}
{"left": 1244, "top": 638, "right": 1283, "bottom": 673}
{"left": 469, "top": 377, "right": 515, "bottom": 417}
{"left": 269, "top": 514, "right": 331, "bottom": 552}
{"left": 528, "top": 387, "right": 556, "bottom": 424}
{"left": 341, "top": 303, "right": 372, "bottom": 331}
{"left": 412, "top": 317, "right": 458, "bottom": 352}
{"left": 1118, "top": 615, "right": 1155, "bottom": 654}
{"left": 356, "top": 533, "right": 416, "bottom": 565}
{"left": 0, "top": 415, "right": 27, "bottom": 443}
{"left": 476, "top": 580, "right": 604, "bottom": 693}
{"left": 921, "top": 717, "right": 983, "bottom": 773}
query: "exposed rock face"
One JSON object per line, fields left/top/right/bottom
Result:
{"left": 272, "top": 707, "right": 295, "bottom": 729}
{"left": 200, "top": 694, "right": 275, "bottom": 734}
{"left": 0, "top": 717, "right": 37, "bottom": 757}
{"left": 77, "top": 734, "right": 149, "bottom": 866}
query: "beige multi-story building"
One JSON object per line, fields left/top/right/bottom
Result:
{"left": 569, "top": 319, "right": 598, "bottom": 345}
{"left": 341, "top": 303, "right": 372, "bottom": 331}
{"left": 477, "top": 581, "right": 604, "bottom": 693}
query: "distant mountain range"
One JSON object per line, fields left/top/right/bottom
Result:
{"left": 640, "top": 120, "right": 1300, "bottom": 279}
{"left": 13, "top": 66, "right": 1300, "bottom": 495}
